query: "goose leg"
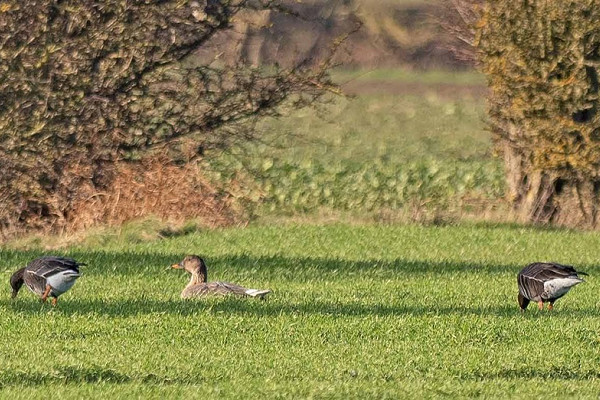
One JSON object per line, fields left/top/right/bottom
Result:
{"left": 537, "top": 300, "right": 544, "bottom": 310}
{"left": 41, "top": 284, "right": 52, "bottom": 303}
{"left": 51, "top": 297, "right": 58, "bottom": 307}
{"left": 548, "top": 302, "right": 554, "bottom": 311}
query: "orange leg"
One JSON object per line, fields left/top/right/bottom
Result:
{"left": 537, "top": 301, "right": 544, "bottom": 310}
{"left": 548, "top": 302, "right": 554, "bottom": 311}
{"left": 51, "top": 297, "right": 58, "bottom": 307}
{"left": 41, "top": 284, "right": 52, "bottom": 303}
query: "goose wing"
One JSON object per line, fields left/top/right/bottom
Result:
{"left": 182, "top": 281, "right": 251, "bottom": 298}
{"left": 26, "top": 256, "right": 83, "bottom": 278}
{"left": 517, "top": 262, "right": 585, "bottom": 301}
{"left": 211, "top": 281, "right": 249, "bottom": 296}
{"left": 521, "top": 262, "right": 584, "bottom": 281}
{"left": 203, "top": 282, "right": 270, "bottom": 298}
{"left": 22, "top": 270, "right": 48, "bottom": 296}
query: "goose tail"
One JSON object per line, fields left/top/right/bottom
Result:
{"left": 244, "top": 289, "right": 271, "bottom": 299}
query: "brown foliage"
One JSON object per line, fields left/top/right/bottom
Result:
{"left": 440, "top": 0, "right": 484, "bottom": 63}
{"left": 0, "top": 155, "right": 237, "bottom": 239}
{"left": 209, "top": 1, "right": 470, "bottom": 69}
{"left": 68, "top": 156, "right": 237, "bottom": 232}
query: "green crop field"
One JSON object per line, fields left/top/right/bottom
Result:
{"left": 204, "top": 69, "right": 502, "bottom": 223}
{"left": 2, "top": 224, "right": 600, "bottom": 398}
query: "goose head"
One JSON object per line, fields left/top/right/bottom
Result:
{"left": 9, "top": 267, "right": 25, "bottom": 299}
{"left": 517, "top": 292, "right": 530, "bottom": 311}
{"left": 171, "top": 255, "right": 207, "bottom": 283}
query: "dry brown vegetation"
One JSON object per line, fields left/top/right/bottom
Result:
{"left": 205, "top": 0, "right": 470, "bottom": 69}
{"left": 0, "top": 155, "right": 239, "bottom": 240}
{"left": 67, "top": 156, "right": 239, "bottom": 232}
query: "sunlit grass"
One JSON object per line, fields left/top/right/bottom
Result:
{"left": 1, "top": 224, "right": 600, "bottom": 398}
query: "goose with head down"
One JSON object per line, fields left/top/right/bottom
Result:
{"left": 171, "top": 255, "right": 270, "bottom": 299}
{"left": 517, "top": 262, "right": 587, "bottom": 311}
{"left": 10, "top": 256, "right": 83, "bottom": 306}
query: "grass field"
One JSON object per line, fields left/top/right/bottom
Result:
{"left": 204, "top": 69, "right": 502, "bottom": 222}
{"left": 2, "top": 224, "right": 600, "bottom": 398}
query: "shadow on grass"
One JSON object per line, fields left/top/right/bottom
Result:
{"left": 2, "top": 251, "right": 595, "bottom": 318}
{"left": 461, "top": 220, "right": 582, "bottom": 234}
{"left": 468, "top": 366, "right": 600, "bottom": 381}
{"left": 4, "top": 249, "right": 598, "bottom": 278}
{"left": 2, "top": 364, "right": 598, "bottom": 389}
{"left": 2, "top": 296, "right": 592, "bottom": 318}
{"left": 1, "top": 250, "right": 529, "bottom": 277}
{"left": 0, "top": 365, "right": 200, "bottom": 388}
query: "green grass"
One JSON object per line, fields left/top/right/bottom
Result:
{"left": 250, "top": 69, "right": 489, "bottom": 164}
{"left": 2, "top": 223, "right": 600, "bottom": 398}
{"left": 203, "top": 69, "right": 499, "bottom": 221}
{"left": 332, "top": 68, "right": 486, "bottom": 86}
{"left": 253, "top": 92, "right": 489, "bottom": 164}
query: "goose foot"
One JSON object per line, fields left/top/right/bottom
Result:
{"left": 41, "top": 285, "right": 52, "bottom": 303}
{"left": 51, "top": 297, "right": 58, "bottom": 307}
{"left": 548, "top": 302, "right": 553, "bottom": 311}
{"left": 537, "top": 301, "right": 543, "bottom": 310}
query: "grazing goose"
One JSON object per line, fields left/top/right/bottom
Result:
{"left": 517, "top": 262, "right": 587, "bottom": 311}
{"left": 171, "top": 255, "right": 270, "bottom": 299}
{"left": 10, "top": 256, "right": 83, "bottom": 306}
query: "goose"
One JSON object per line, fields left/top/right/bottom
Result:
{"left": 517, "top": 262, "right": 587, "bottom": 311}
{"left": 171, "top": 255, "right": 270, "bottom": 299}
{"left": 10, "top": 256, "right": 83, "bottom": 306}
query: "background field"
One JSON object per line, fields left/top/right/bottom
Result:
{"left": 2, "top": 224, "right": 600, "bottom": 398}
{"left": 201, "top": 69, "right": 504, "bottom": 225}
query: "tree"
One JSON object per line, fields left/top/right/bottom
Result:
{"left": 447, "top": 0, "right": 600, "bottom": 227}
{"left": 0, "top": 0, "right": 342, "bottom": 236}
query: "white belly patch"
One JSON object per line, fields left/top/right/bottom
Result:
{"left": 46, "top": 270, "right": 80, "bottom": 296}
{"left": 543, "top": 277, "right": 583, "bottom": 299}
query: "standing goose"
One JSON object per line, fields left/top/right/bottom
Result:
{"left": 171, "top": 255, "right": 270, "bottom": 299}
{"left": 10, "top": 256, "right": 83, "bottom": 306}
{"left": 517, "top": 262, "right": 587, "bottom": 311}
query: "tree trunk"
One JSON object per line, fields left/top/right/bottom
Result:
{"left": 503, "top": 141, "right": 600, "bottom": 228}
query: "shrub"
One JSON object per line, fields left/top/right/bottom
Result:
{"left": 448, "top": 0, "right": 600, "bottom": 227}
{"left": 0, "top": 1, "right": 340, "bottom": 238}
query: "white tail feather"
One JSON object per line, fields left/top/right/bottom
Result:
{"left": 245, "top": 289, "right": 271, "bottom": 298}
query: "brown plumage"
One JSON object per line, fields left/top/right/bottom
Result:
{"left": 171, "top": 255, "right": 270, "bottom": 299}
{"left": 517, "top": 262, "right": 587, "bottom": 311}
